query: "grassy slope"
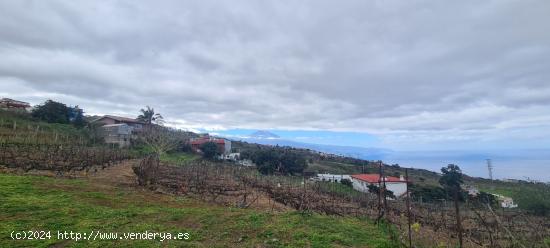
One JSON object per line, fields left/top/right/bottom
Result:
{"left": 474, "top": 179, "right": 550, "bottom": 213}
{"left": 0, "top": 110, "right": 94, "bottom": 144}
{"left": 0, "top": 174, "right": 397, "bottom": 248}
{"left": 306, "top": 161, "right": 366, "bottom": 175}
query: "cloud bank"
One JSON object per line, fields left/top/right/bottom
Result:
{"left": 1, "top": 0, "right": 550, "bottom": 149}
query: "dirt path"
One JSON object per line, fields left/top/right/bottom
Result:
{"left": 86, "top": 159, "right": 139, "bottom": 187}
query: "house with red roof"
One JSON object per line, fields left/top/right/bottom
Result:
{"left": 190, "top": 135, "right": 231, "bottom": 154}
{"left": 351, "top": 174, "right": 408, "bottom": 197}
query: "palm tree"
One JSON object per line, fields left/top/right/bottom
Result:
{"left": 137, "top": 106, "right": 164, "bottom": 125}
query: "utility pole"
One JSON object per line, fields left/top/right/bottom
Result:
{"left": 377, "top": 160, "right": 383, "bottom": 223}
{"left": 454, "top": 189, "right": 463, "bottom": 248}
{"left": 381, "top": 161, "right": 387, "bottom": 214}
{"left": 405, "top": 168, "right": 412, "bottom": 248}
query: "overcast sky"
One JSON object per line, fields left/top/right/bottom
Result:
{"left": 1, "top": 0, "right": 550, "bottom": 150}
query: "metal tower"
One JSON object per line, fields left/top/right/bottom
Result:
{"left": 486, "top": 159, "right": 493, "bottom": 180}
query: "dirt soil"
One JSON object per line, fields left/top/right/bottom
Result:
{"left": 85, "top": 159, "right": 140, "bottom": 187}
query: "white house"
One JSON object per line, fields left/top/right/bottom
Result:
{"left": 491, "top": 194, "right": 518, "bottom": 208}
{"left": 500, "top": 197, "right": 518, "bottom": 208}
{"left": 350, "top": 174, "right": 408, "bottom": 197}
{"left": 313, "top": 174, "right": 351, "bottom": 183}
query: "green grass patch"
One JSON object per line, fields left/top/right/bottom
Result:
{"left": 316, "top": 181, "right": 364, "bottom": 198}
{"left": 160, "top": 152, "right": 199, "bottom": 164}
{"left": 0, "top": 110, "right": 98, "bottom": 145}
{"left": 476, "top": 181, "right": 550, "bottom": 216}
{"left": 0, "top": 173, "right": 398, "bottom": 247}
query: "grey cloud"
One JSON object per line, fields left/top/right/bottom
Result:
{"left": 1, "top": 0, "right": 550, "bottom": 148}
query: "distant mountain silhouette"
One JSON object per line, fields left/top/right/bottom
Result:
{"left": 249, "top": 130, "right": 280, "bottom": 139}
{"left": 230, "top": 130, "right": 392, "bottom": 160}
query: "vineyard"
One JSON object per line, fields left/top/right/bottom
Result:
{"left": 0, "top": 110, "right": 133, "bottom": 175}
{"left": 134, "top": 155, "right": 550, "bottom": 248}
{"left": 1, "top": 107, "right": 548, "bottom": 247}
{"left": 0, "top": 111, "right": 103, "bottom": 146}
{"left": 0, "top": 143, "right": 133, "bottom": 175}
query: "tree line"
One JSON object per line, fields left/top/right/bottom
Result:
{"left": 31, "top": 100, "right": 86, "bottom": 127}
{"left": 241, "top": 147, "right": 308, "bottom": 175}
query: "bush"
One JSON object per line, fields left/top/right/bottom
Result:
{"left": 469, "top": 191, "right": 498, "bottom": 207}
{"left": 250, "top": 148, "right": 307, "bottom": 175}
{"left": 341, "top": 178, "right": 353, "bottom": 187}
{"left": 516, "top": 192, "right": 550, "bottom": 216}
{"left": 410, "top": 184, "right": 449, "bottom": 202}
{"left": 367, "top": 184, "right": 395, "bottom": 199}
{"left": 200, "top": 142, "right": 219, "bottom": 159}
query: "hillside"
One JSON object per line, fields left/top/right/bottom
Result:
{"left": 0, "top": 109, "right": 101, "bottom": 145}
{"left": 233, "top": 131, "right": 391, "bottom": 160}
{"left": 0, "top": 171, "right": 397, "bottom": 247}
{"left": 3, "top": 108, "right": 549, "bottom": 216}
{"left": 1, "top": 109, "right": 548, "bottom": 247}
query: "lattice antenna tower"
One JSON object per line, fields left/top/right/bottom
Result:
{"left": 486, "top": 159, "right": 493, "bottom": 180}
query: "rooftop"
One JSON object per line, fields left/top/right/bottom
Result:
{"left": 102, "top": 123, "right": 129, "bottom": 127}
{"left": 94, "top": 115, "right": 145, "bottom": 124}
{"left": 351, "top": 174, "right": 407, "bottom": 183}
{"left": 190, "top": 138, "right": 226, "bottom": 145}
{"left": 0, "top": 98, "right": 30, "bottom": 107}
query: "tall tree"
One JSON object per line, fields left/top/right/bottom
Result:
{"left": 31, "top": 100, "right": 70, "bottom": 124}
{"left": 439, "top": 164, "right": 464, "bottom": 248}
{"left": 137, "top": 106, "right": 164, "bottom": 125}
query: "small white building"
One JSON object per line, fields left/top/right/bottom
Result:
{"left": 237, "top": 159, "right": 255, "bottom": 167}
{"left": 465, "top": 186, "right": 480, "bottom": 196}
{"left": 313, "top": 174, "right": 351, "bottom": 183}
{"left": 351, "top": 174, "right": 408, "bottom": 197}
{"left": 491, "top": 194, "right": 518, "bottom": 208}
{"left": 219, "top": 152, "right": 240, "bottom": 161}
{"left": 500, "top": 197, "right": 518, "bottom": 208}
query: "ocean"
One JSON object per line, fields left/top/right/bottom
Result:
{"left": 383, "top": 150, "right": 550, "bottom": 182}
